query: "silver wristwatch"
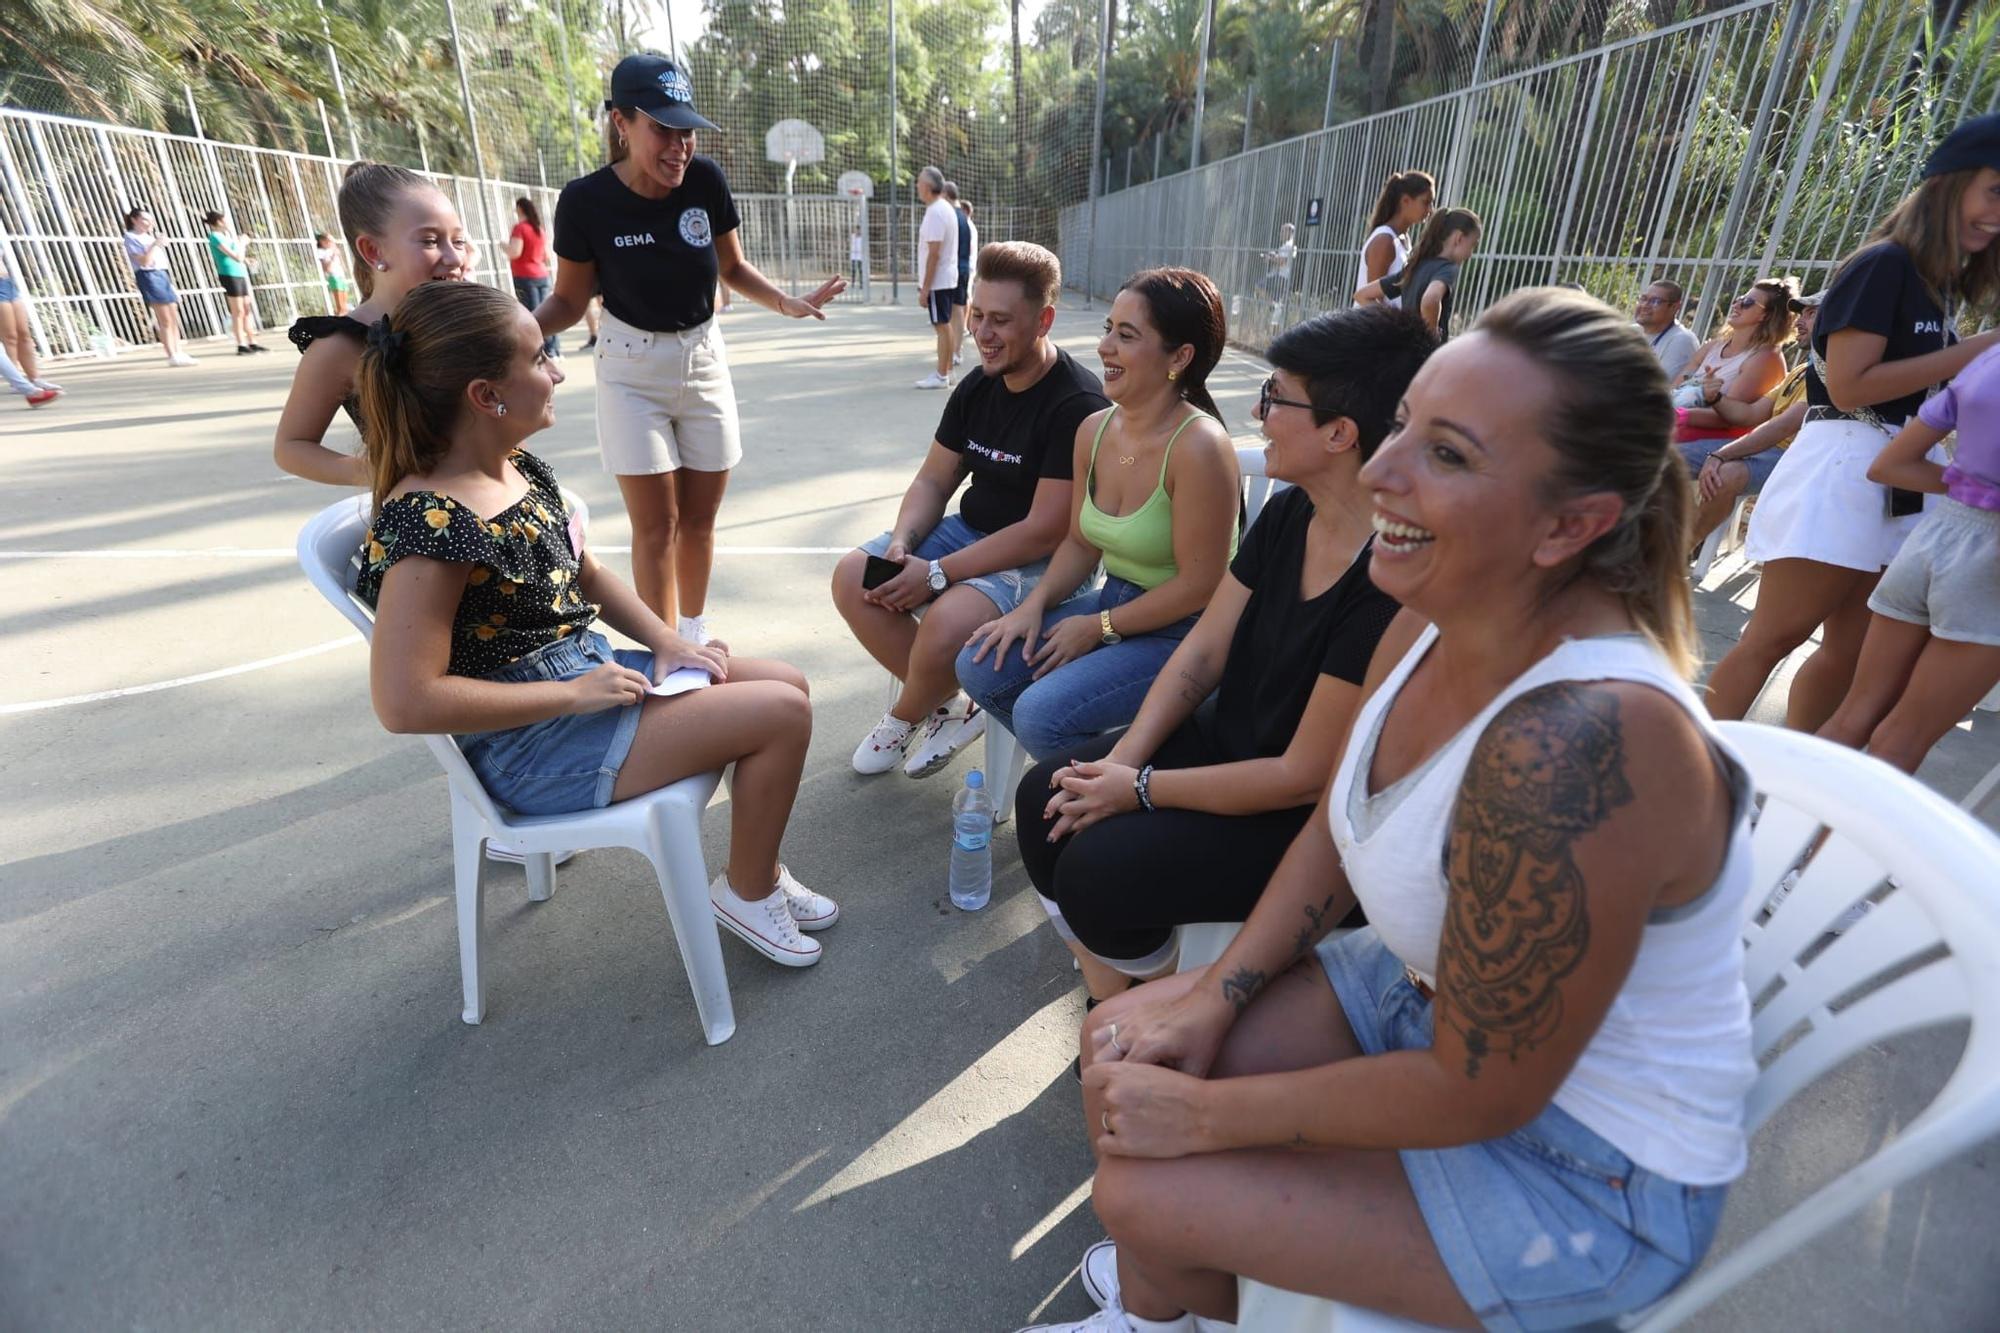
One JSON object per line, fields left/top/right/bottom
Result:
{"left": 927, "top": 559, "right": 949, "bottom": 593}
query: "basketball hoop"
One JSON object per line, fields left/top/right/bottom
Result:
{"left": 837, "top": 170, "right": 875, "bottom": 201}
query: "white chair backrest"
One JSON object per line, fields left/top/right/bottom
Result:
{"left": 1634, "top": 722, "right": 2000, "bottom": 1327}
{"left": 1235, "top": 441, "right": 1286, "bottom": 529}
{"left": 293, "top": 487, "right": 592, "bottom": 832}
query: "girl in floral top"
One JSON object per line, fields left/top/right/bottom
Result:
{"left": 356, "top": 281, "right": 837, "bottom": 968}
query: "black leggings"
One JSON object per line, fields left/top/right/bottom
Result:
{"left": 1015, "top": 717, "right": 1319, "bottom": 964}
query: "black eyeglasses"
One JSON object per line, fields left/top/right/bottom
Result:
{"left": 1258, "top": 375, "right": 1315, "bottom": 418}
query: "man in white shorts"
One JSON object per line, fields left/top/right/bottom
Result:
{"left": 914, "top": 165, "right": 960, "bottom": 390}
{"left": 833, "top": 241, "right": 1110, "bottom": 778}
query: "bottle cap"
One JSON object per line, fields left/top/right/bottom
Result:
{"left": 966, "top": 769, "right": 984, "bottom": 789}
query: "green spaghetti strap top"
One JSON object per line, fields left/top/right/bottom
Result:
{"left": 1078, "top": 405, "right": 1236, "bottom": 590}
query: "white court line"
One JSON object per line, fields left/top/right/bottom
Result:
{"left": 0, "top": 545, "right": 848, "bottom": 559}
{"left": 1, "top": 636, "right": 363, "bottom": 716}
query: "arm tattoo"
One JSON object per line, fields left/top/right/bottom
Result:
{"left": 1175, "top": 668, "right": 1212, "bottom": 706}
{"left": 1437, "top": 683, "right": 1632, "bottom": 1078}
{"left": 1292, "top": 893, "right": 1338, "bottom": 959}
{"left": 1219, "top": 965, "right": 1266, "bottom": 1014}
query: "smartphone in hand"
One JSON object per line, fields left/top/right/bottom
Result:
{"left": 862, "top": 554, "right": 904, "bottom": 591}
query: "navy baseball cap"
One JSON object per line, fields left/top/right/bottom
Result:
{"left": 607, "top": 53, "right": 718, "bottom": 132}
{"left": 1923, "top": 113, "right": 2000, "bottom": 179}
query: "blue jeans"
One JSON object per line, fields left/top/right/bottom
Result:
{"left": 954, "top": 576, "right": 1195, "bottom": 760}
{"left": 859, "top": 512, "right": 1048, "bottom": 617}
{"left": 512, "top": 276, "right": 559, "bottom": 356}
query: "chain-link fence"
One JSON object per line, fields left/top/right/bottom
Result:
{"left": 1066, "top": 0, "right": 2000, "bottom": 351}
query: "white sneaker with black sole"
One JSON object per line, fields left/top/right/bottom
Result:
{"left": 776, "top": 864, "right": 839, "bottom": 930}
{"left": 852, "top": 711, "right": 919, "bottom": 774}
{"left": 1077, "top": 1240, "right": 1234, "bottom": 1332}
{"left": 709, "top": 874, "right": 821, "bottom": 967}
{"left": 904, "top": 696, "right": 985, "bottom": 778}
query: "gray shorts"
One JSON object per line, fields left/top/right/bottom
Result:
{"left": 1868, "top": 496, "right": 2000, "bottom": 646}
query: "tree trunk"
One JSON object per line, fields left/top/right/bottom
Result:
{"left": 1365, "top": 0, "right": 1399, "bottom": 115}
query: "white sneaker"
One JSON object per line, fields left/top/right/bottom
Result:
{"left": 1019, "top": 1308, "right": 1193, "bottom": 1332}
{"left": 167, "top": 353, "right": 198, "bottom": 367}
{"left": 677, "top": 614, "right": 711, "bottom": 646}
{"left": 485, "top": 842, "right": 577, "bottom": 867}
{"left": 709, "top": 874, "right": 822, "bottom": 967}
{"left": 914, "top": 370, "right": 950, "bottom": 390}
{"left": 1078, "top": 1244, "right": 1233, "bottom": 1331}
{"left": 852, "top": 711, "right": 918, "bottom": 775}
{"left": 32, "top": 379, "right": 62, "bottom": 392}
{"left": 777, "top": 863, "right": 839, "bottom": 931}
{"left": 953, "top": 347, "right": 964, "bottom": 365}
{"left": 904, "top": 697, "right": 985, "bottom": 779}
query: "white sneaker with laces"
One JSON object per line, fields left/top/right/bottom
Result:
{"left": 709, "top": 874, "right": 822, "bottom": 967}
{"left": 953, "top": 347, "right": 964, "bottom": 365}
{"left": 1018, "top": 1308, "right": 1193, "bottom": 1332}
{"left": 852, "top": 711, "right": 919, "bottom": 774}
{"left": 904, "top": 697, "right": 985, "bottom": 779}
{"left": 777, "top": 864, "right": 839, "bottom": 930}
{"left": 677, "top": 614, "right": 711, "bottom": 646}
{"left": 167, "top": 353, "right": 198, "bottom": 367}
{"left": 914, "top": 370, "right": 951, "bottom": 390}
{"left": 1079, "top": 1243, "right": 1234, "bottom": 1331}
{"left": 485, "top": 842, "right": 577, "bottom": 867}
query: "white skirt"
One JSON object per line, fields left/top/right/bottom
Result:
{"left": 1743, "top": 417, "right": 1928, "bottom": 572}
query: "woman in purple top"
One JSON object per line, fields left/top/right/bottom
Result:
{"left": 1820, "top": 342, "right": 2000, "bottom": 775}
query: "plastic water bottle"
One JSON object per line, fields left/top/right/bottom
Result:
{"left": 950, "top": 769, "right": 995, "bottom": 911}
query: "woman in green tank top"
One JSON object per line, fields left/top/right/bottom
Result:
{"left": 957, "top": 269, "right": 1240, "bottom": 759}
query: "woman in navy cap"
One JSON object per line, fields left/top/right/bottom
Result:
{"left": 533, "top": 54, "right": 845, "bottom": 647}
{"left": 1708, "top": 113, "right": 2000, "bottom": 729}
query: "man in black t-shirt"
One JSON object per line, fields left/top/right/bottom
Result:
{"left": 833, "top": 241, "right": 1109, "bottom": 781}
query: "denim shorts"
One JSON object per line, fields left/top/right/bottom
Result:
{"left": 1317, "top": 929, "right": 1729, "bottom": 1332}
{"left": 954, "top": 575, "right": 1194, "bottom": 759}
{"left": 1679, "top": 437, "right": 1780, "bottom": 494}
{"left": 134, "top": 268, "right": 177, "bottom": 305}
{"left": 456, "top": 631, "right": 652, "bottom": 815}
{"left": 859, "top": 512, "right": 1048, "bottom": 617}
{"left": 0, "top": 275, "right": 18, "bottom": 303}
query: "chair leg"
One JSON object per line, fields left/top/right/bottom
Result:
{"left": 1692, "top": 520, "right": 1727, "bottom": 583}
{"left": 985, "top": 723, "right": 1028, "bottom": 825}
{"left": 451, "top": 800, "right": 489, "bottom": 1025}
{"left": 524, "top": 853, "right": 556, "bottom": 903}
{"left": 646, "top": 796, "right": 737, "bottom": 1046}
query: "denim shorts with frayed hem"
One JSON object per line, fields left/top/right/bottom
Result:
{"left": 859, "top": 512, "right": 1049, "bottom": 619}
{"left": 1316, "top": 928, "right": 1730, "bottom": 1332}
{"left": 457, "top": 630, "right": 651, "bottom": 815}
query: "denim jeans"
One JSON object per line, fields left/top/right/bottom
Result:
{"left": 954, "top": 576, "right": 1195, "bottom": 760}
{"left": 512, "top": 276, "right": 559, "bottom": 356}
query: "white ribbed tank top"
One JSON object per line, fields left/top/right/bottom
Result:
{"left": 1357, "top": 225, "right": 1408, "bottom": 294}
{"left": 1329, "top": 625, "right": 1757, "bottom": 1185}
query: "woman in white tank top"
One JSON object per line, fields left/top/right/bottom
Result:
{"left": 1354, "top": 169, "right": 1435, "bottom": 305}
{"left": 1668, "top": 277, "right": 1795, "bottom": 414}
{"left": 1026, "top": 290, "right": 1757, "bottom": 1333}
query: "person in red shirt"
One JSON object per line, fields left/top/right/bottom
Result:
{"left": 508, "top": 197, "right": 559, "bottom": 357}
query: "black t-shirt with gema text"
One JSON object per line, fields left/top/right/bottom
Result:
{"left": 554, "top": 157, "right": 741, "bottom": 332}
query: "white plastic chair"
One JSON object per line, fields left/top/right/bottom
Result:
{"left": 296, "top": 492, "right": 738, "bottom": 1046}
{"left": 1236, "top": 442, "right": 1286, "bottom": 530}
{"left": 1226, "top": 722, "right": 2000, "bottom": 1331}
{"left": 1691, "top": 493, "right": 1752, "bottom": 582}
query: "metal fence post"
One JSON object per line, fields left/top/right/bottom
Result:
{"left": 1190, "top": 0, "right": 1213, "bottom": 170}
{"left": 550, "top": 0, "right": 587, "bottom": 179}
{"left": 1444, "top": 0, "right": 1497, "bottom": 190}
{"left": 1694, "top": 0, "right": 1811, "bottom": 332}
{"left": 888, "top": 0, "right": 899, "bottom": 302}
{"left": 22, "top": 120, "right": 118, "bottom": 347}
{"left": 1084, "top": 0, "right": 1111, "bottom": 306}
{"left": 444, "top": 0, "right": 503, "bottom": 268}
{"left": 1323, "top": 38, "right": 1343, "bottom": 130}
{"left": 315, "top": 0, "right": 363, "bottom": 159}
{"left": 1545, "top": 52, "right": 1610, "bottom": 283}
{"left": 1758, "top": 1, "right": 1864, "bottom": 276}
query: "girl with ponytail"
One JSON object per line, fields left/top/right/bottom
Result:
{"left": 355, "top": 281, "right": 840, "bottom": 970}
{"left": 1356, "top": 169, "right": 1436, "bottom": 301}
{"left": 1059, "top": 288, "right": 1755, "bottom": 1333}
{"left": 957, "top": 267, "right": 1240, "bottom": 760}
{"left": 276, "top": 160, "right": 477, "bottom": 488}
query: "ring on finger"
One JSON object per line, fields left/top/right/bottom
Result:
{"left": 1108, "top": 1022, "right": 1127, "bottom": 1056}
{"left": 1101, "top": 1109, "right": 1112, "bottom": 1134}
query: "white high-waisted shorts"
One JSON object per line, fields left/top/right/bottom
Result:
{"left": 593, "top": 308, "right": 742, "bottom": 475}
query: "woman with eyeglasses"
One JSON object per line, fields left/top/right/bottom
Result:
{"left": 532, "top": 54, "right": 845, "bottom": 649}
{"left": 1013, "top": 305, "right": 1436, "bottom": 1005}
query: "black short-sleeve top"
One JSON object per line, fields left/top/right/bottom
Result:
{"left": 289, "top": 314, "right": 372, "bottom": 432}
{"left": 1204, "top": 486, "right": 1401, "bottom": 764}
{"left": 1806, "top": 241, "right": 1956, "bottom": 425}
{"left": 553, "top": 158, "right": 741, "bottom": 331}
{"left": 355, "top": 450, "right": 598, "bottom": 677}
{"left": 933, "top": 348, "right": 1110, "bottom": 534}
